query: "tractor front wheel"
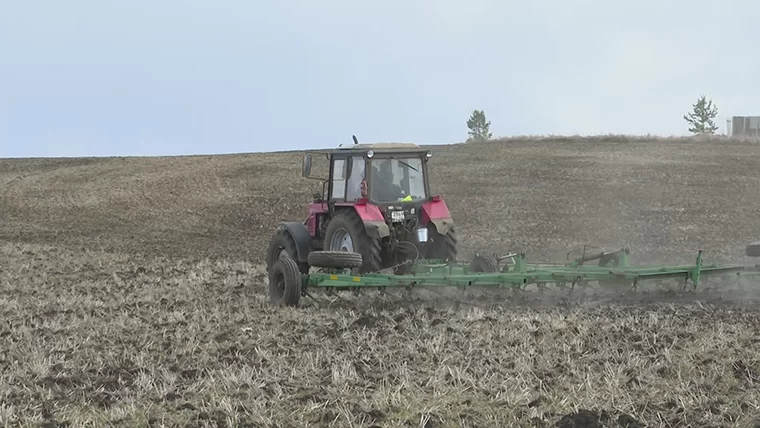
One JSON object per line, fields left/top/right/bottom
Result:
{"left": 323, "top": 211, "right": 382, "bottom": 273}
{"left": 426, "top": 225, "right": 458, "bottom": 262}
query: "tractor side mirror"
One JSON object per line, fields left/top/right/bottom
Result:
{"left": 344, "top": 156, "right": 353, "bottom": 180}
{"left": 302, "top": 153, "right": 312, "bottom": 177}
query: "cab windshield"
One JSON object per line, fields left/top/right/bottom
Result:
{"left": 369, "top": 157, "right": 426, "bottom": 203}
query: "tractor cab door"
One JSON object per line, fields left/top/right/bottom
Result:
{"left": 329, "top": 154, "right": 367, "bottom": 203}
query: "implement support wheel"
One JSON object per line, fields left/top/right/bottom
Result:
{"left": 268, "top": 256, "right": 303, "bottom": 307}
{"left": 597, "top": 252, "right": 626, "bottom": 288}
{"left": 471, "top": 253, "right": 500, "bottom": 272}
{"left": 307, "top": 251, "right": 363, "bottom": 269}
{"left": 747, "top": 241, "right": 760, "bottom": 257}
{"left": 266, "top": 226, "right": 309, "bottom": 274}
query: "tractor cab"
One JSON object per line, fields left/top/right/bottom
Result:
{"left": 365, "top": 150, "right": 431, "bottom": 204}
{"left": 301, "top": 142, "right": 434, "bottom": 208}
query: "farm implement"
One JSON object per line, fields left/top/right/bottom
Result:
{"left": 265, "top": 136, "right": 760, "bottom": 307}
{"left": 268, "top": 246, "right": 760, "bottom": 307}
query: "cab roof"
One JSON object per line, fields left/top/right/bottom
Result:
{"left": 332, "top": 142, "right": 424, "bottom": 153}
{"left": 306, "top": 140, "right": 430, "bottom": 157}
{"left": 346, "top": 142, "right": 421, "bottom": 150}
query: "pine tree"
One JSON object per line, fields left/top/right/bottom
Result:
{"left": 683, "top": 95, "right": 719, "bottom": 135}
{"left": 466, "top": 109, "right": 493, "bottom": 142}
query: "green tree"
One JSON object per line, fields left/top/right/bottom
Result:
{"left": 683, "top": 95, "right": 719, "bottom": 135}
{"left": 466, "top": 109, "right": 492, "bottom": 142}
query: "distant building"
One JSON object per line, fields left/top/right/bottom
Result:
{"left": 727, "top": 116, "right": 760, "bottom": 136}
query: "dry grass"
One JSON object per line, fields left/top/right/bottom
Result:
{"left": 3, "top": 135, "right": 760, "bottom": 426}
{"left": 3, "top": 243, "right": 760, "bottom": 427}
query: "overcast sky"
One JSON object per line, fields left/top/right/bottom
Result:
{"left": 1, "top": 0, "right": 757, "bottom": 158}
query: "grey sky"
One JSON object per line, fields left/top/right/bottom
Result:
{"left": 1, "top": 0, "right": 756, "bottom": 157}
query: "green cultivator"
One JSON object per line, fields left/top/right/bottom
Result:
{"left": 267, "top": 246, "right": 760, "bottom": 307}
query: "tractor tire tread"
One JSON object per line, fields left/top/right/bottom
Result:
{"left": 325, "top": 210, "right": 382, "bottom": 273}
{"left": 427, "top": 225, "right": 458, "bottom": 262}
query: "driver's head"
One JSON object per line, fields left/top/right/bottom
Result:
{"left": 373, "top": 159, "right": 391, "bottom": 178}
{"left": 380, "top": 160, "right": 392, "bottom": 175}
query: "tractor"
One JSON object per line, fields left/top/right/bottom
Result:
{"left": 266, "top": 136, "right": 456, "bottom": 276}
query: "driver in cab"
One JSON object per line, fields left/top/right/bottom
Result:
{"left": 370, "top": 159, "right": 410, "bottom": 202}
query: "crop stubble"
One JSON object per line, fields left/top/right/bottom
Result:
{"left": 2, "top": 136, "right": 760, "bottom": 426}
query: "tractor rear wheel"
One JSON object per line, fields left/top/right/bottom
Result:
{"left": 426, "top": 225, "right": 458, "bottom": 262}
{"left": 323, "top": 211, "right": 382, "bottom": 273}
{"left": 268, "top": 256, "right": 302, "bottom": 307}
{"left": 266, "top": 226, "right": 309, "bottom": 274}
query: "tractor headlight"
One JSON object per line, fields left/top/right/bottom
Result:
{"left": 366, "top": 149, "right": 374, "bottom": 158}
{"left": 417, "top": 227, "right": 429, "bottom": 243}
{"left": 391, "top": 210, "right": 405, "bottom": 222}
{"left": 426, "top": 150, "right": 433, "bottom": 158}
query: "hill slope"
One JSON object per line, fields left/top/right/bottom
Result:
{"left": 4, "top": 136, "right": 760, "bottom": 426}
{"left": 2, "top": 136, "right": 759, "bottom": 264}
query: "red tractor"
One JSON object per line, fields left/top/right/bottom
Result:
{"left": 266, "top": 136, "right": 457, "bottom": 276}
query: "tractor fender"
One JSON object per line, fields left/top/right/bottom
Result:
{"left": 428, "top": 217, "right": 454, "bottom": 236}
{"left": 363, "top": 220, "right": 390, "bottom": 240}
{"left": 421, "top": 198, "right": 454, "bottom": 235}
{"left": 279, "top": 221, "right": 312, "bottom": 263}
{"left": 350, "top": 202, "right": 391, "bottom": 239}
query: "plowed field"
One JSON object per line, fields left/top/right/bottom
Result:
{"left": 2, "top": 136, "right": 760, "bottom": 427}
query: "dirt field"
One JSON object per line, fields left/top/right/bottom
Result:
{"left": 3, "top": 135, "right": 760, "bottom": 427}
